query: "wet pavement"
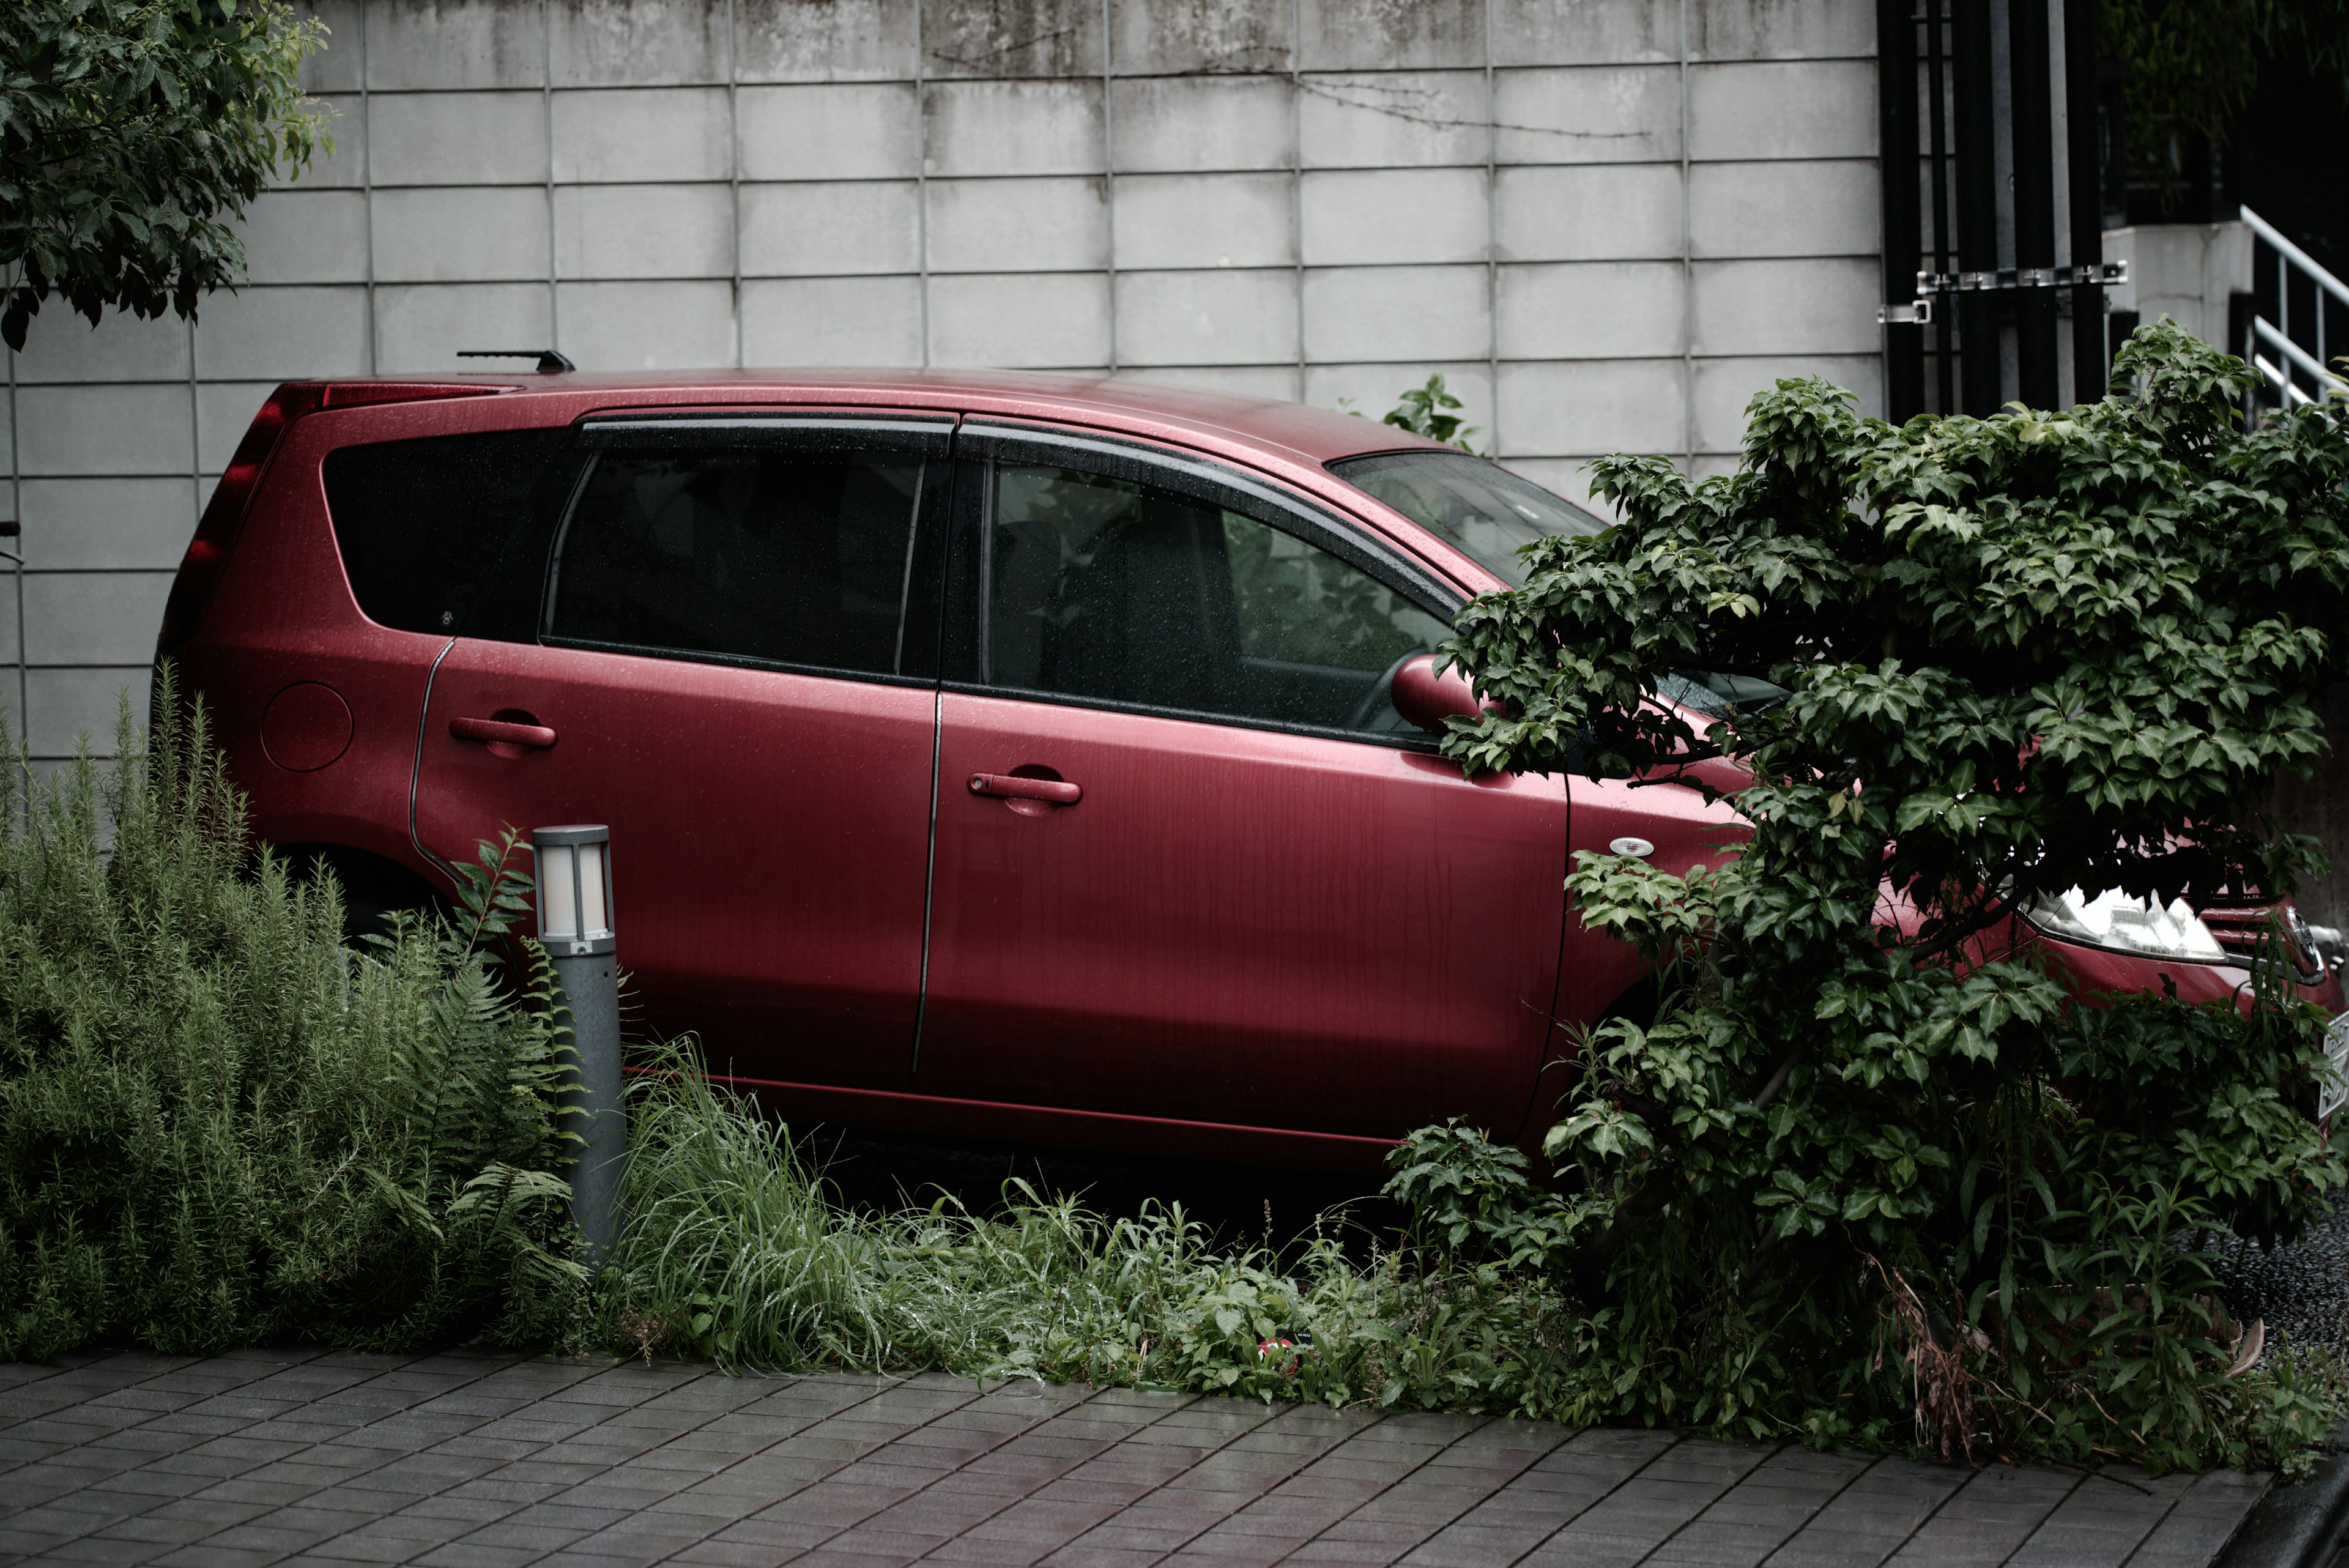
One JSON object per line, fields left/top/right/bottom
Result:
{"left": 0, "top": 1348, "right": 2278, "bottom": 1567}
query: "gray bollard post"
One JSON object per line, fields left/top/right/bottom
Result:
{"left": 533, "top": 825, "right": 623, "bottom": 1266}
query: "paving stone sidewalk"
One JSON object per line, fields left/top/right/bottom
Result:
{"left": 0, "top": 1348, "right": 2277, "bottom": 1568}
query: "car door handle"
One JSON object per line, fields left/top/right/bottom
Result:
{"left": 969, "top": 772, "right": 1081, "bottom": 805}
{"left": 451, "top": 715, "right": 558, "bottom": 749}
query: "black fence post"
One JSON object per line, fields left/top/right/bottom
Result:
{"left": 2063, "top": 0, "right": 2106, "bottom": 401}
{"left": 1953, "top": 0, "right": 2003, "bottom": 416}
{"left": 2011, "top": 0, "right": 2060, "bottom": 409}
{"left": 1879, "top": 0, "right": 1926, "bottom": 422}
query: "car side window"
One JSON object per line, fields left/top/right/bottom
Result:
{"left": 322, "top": 429, "right": 580, "bottom": 637}
{"left": 984, "top": 461, "right": 1452, "bottom": 734}
{"left": 549, "top": 445, "right": 926, "bottom": 676}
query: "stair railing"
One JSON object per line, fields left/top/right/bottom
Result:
{"left": 2241, "top": 205, "right": 2348, "bottom": 417}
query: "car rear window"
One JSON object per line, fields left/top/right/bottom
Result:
{"left": 547, "top": 446, "right": 927, "bottom": 677}
{"left": 322, "top": 429, "right": 577, "bottom": 636}
{"left": 1326, "top": 449, "right": 1606, "bottom": 587}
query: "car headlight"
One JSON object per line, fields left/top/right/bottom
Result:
{"left": 2021, "top": 886, "right": 2229, "bottom": 962}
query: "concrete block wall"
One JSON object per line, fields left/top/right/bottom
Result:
{"left": 0, "top": 0, "right": 1884, "bottom": 764}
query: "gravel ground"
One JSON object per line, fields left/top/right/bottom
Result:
{"left": 2214, "top": 1197, "right": 2349, "bottom": 1365}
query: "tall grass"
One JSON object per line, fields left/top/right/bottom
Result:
{"left": 0, "top": 680, "right": 580, "bottom": 1358}
{"left": 604, "top": 1049, "right": 1578, "bottom": 1414}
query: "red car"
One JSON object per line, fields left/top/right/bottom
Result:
{"left": 161, "top": 369, "right": 2347, "bottom": 1170}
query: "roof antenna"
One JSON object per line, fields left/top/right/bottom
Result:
{"left": 458, "top": 349, "right": 576, "bottom": 373}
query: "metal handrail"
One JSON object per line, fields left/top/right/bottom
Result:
{"left": 2255, "top": 316, "right": 2346, "bottom": 393}
{"left": 2241, "top": 204, "right": 2348, "bottom": 417}
{"left": 2242, "top": 205, "right": 2349, "bottom": 310}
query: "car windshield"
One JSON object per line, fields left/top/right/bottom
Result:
{"left": 1327, "top": 449, "right": 1608, "bottom": 587}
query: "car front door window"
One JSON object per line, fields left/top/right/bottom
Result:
{"left": 982, "top": 463, "right": 1452, "bottom": 734}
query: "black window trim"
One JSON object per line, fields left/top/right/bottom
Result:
{"left": 952, "top": 420, "right": 1464, "bottom": 751}
{"left": 540, "top": 415, "right": 955, "bottom": 683}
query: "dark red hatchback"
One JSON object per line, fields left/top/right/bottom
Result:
{"left": 162, "top": 369, "right": 2345, "bottom": 1169}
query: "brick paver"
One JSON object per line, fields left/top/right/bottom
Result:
{"left": 0, "top": 1351, "right": 2273, "bottom": 1567}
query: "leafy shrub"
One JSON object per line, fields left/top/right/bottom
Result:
{"left": 1430, "top": 322, "right": 2349, "bottom": 1470}
{"left": 0, "top": 680, "right": 581, "bottom": 1358}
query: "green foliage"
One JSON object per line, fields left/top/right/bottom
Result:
{"left": 1378, "top": 374, "right": 1483, "bottom": 455}
{"left": 0, "top": 0, "right": 329, "bottom": 350}
{"left": 2098, "top": 1, "right": 2349, "bottom": 198}
{"left": 596, "top": 1048, "right": 1581, "bottom": 1417}
{"left": 0, "top": 677, "right": 581, "bottom": 1358}
{"left": 1429, "top": 322, "right": 2349, "bottom": 1470}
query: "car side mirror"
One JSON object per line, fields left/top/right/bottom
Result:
{"left": 1391, "top": 653, "right": 1494, "bottom": 735}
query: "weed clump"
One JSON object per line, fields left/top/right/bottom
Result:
{"left": 0, "top": 678, "right": 579, "bottom": 1358}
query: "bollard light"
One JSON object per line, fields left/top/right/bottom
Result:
{"left": 533, "top": 825, "right": 623, "bottom": 1265}
{"left": 533, "top": 825, "right": 615, "bottom": 954}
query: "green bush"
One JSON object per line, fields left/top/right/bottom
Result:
{"left": 0, "top": 680, "right": 581, "bottom": 1358}
{"left": 1430, "top": 322, "right": 2349, "bottom": 1471}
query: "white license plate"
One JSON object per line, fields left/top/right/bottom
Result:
{"left": 2323, "top": 1011, "right": 2349, "bottom": 1122}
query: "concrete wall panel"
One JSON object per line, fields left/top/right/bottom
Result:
{"left": 927, "top": 179, "right": 1108, "bottom": 273}
{"left": 1688, "top": 60, "right": 1876, "bottom": 161}
{"left": 1690, "top": 159, "right": 1878, "bottom": 258}
{"left": 16, "top": 481, "right": 198, "bottom": 573}
{"left": 1297, "top": 0, "right": 1482, "bottom": 71}
{"left": 1, "top": 574, "right": 176, "bottom": 666}
{"left": 1112, "top": 77, "right": 1294, "bottom": 173}
{"left": 558, "top": 281, "right": 738, "bottom": 368}
{"left": 1691, "top": 258, "right": 1879, "bottom": 357}
{"left": 11, "top": 310, "right": 191, "bottom": 387}
{"left": 549, "top": 0, "right": 729, "bottom": 86}
{"left": 922, "top": 0, "right": 1103, "bottom": 80}
{"left": 192, "top": 288, "right": 373, "bottom": 381}
{"left": 929, "top": 273, "right": 1111, "bottom": 367}
{"left": 737, "top": 0, "right": 918, "bottom": 83}
{"left": 1116, "top": 271, "right": 1299, "bottom": 367}
{"left": 1494, "top": 65, "right": 1680, "bottom": 165}
{"left": 1303, "top": 266, "right": 1489, "bottom": 362}
{"left": 1490, "top": 0, "right": 1677, "bottom": 67}
{"left": 238, "top": 191, "right": 373, "bottom": 284}
{"left": 1302, "top": 168, "right": 1488, "bottom": 266}
{"left": 1694, "top": 1, "right": 1876, "bottom": 63}
{"left": 923, "top": 80, "right": 1105, "bottom": 177}
{"left": 22, "top": 667, "right": 157, "bottom": 759}
{"left": 1497, "top": 163, "right": 1682, "bottom": 262}
{"left": 1499, "top": 262, "right": 1684, "bottom": 359}
{"left": 1110, "top": 0, "right": 1291, "bottom": 76}
{"left": 373, "top": 283, "right": 554, "bottom": 374}
{"left": 18, "top": 386, "right": 193, "bottom": 478}
{"left": 297, "top": 0, "right": 366, "bottom": 93}
{"left": 364, "top": 0, "right": 547, "bottom": 90}
{"left": 738, "top": 84, "right": 918, "bottom": 180}
{"left": 369, "top": 91, "right": 549, "bottom": 186}
{"left": 1299, "top": 72, "right": 1488, "bottom": 169}
{"left": 741, "top": 275, "right": 925, "bottom": 364}
{"left": 555, "top": 185, "right": 736, "bottom": 279}
{"left": 741, "top": 182, "right": 922, "bottom": 277}
{"left": 371, "top": 188, "right": 552, "bottom": 282}
{"left": 553, "top": 88, "right": 733, "bottom": 182}
{"left": 1498, "top": 359, "right": 1687, "bottom": 456}
{"left": 1113, "top": 174, "right": 1295, "bottom": 271}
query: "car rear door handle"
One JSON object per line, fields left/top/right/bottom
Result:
{"left": 969, "top": 772, "right": 1081, "bottom": 805}
{"left": 451, "top": 715, "right": 557, "bottom": 749}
